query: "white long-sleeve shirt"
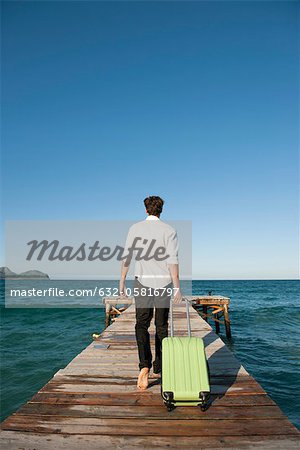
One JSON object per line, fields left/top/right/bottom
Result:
{"left": 124, "top": 215, "right": 179, "bottom": 289}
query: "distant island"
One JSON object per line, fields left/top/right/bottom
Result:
{"left": 0, "top": 267, "right": 50, "bottom": 279}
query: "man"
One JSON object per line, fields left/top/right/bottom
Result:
{"left": 119, "top": 196, "right": 182, "bottom": 390}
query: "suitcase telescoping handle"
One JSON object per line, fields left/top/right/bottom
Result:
{"left": 170, "top": 297, "right": 191, "bottom": 338}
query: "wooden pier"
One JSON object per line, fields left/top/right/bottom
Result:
{"left": 1, "top": 302, "right": 299, "bottom": 449}
{"left": 104, "top": 295, "right": 232, "bottom": 337}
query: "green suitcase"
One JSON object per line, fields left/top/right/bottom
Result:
{"left": 162, "top": 299, "right": 210, "bottom": 411}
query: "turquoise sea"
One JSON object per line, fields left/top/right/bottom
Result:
{"left": 1, "top": 279, "right": 299, "bottom": 429}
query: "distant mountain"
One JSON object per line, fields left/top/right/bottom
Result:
{"left": 18, "top": 270, "right": 50, "bottom": 279}
{"left": 0, "top": 267, "right": 49, "bottom": 279}
{"left": 0, "top": 267, "right": 18, "bottom": 278}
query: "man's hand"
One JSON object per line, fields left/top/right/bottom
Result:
{"left": 173, "top": 289, "right": 183, "bottom": 304}
{"left": 119, "top": 260, "right": 130, "bottom": 298}
{"left": 119, "top": 279, "right": 127, "bottom": 298}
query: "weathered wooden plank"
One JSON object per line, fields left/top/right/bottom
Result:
{"left": 1, "top": 430, "right": 299, "bottom": 450}
{"left": 28, "top": 392, "right": 277, "bottom": 407}
{"left": 37, "top": 384, "right": 267, "bottom": 396}
{"left": 63, "top": 358, "right": 244, "bottom": 368}
{"left": 16, "top": 403, "right": 286, "bottom": 420}
{"left": 56, "top": 367, "right": 249, "bottom": 377}
{"left": 2, "top": 416, "right": 299, "bottom": 436}
{"left": 43, "top": 374, "right": 257, "bottom": 384}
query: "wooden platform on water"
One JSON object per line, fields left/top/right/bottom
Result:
{"left": 1, "top": 303, "right": 299, "bottom": 449}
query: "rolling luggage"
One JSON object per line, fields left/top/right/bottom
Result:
{"left": 162, "top": 298, "right": 210, "bottom": 411}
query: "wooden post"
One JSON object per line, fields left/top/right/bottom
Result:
{"left": 105, "top": 302, "right": 111, "bottom": 328}
{"left": 202, "top": 305, "right": 208, "bottom": 322}
{"left": 104, "top": 297, "right": 134, "bottom": 328}
{"left": 223, "top": 304, "right": 232, "bottom": 338}
{"left": 215, "top": 312, "right": 220, "bottom": 334}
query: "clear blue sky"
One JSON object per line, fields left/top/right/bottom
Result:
{"left": 1, "top": 1, "right": 299, "bottom": 279}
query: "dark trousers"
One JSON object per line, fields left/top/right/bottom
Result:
{"left": 134, "top": 279, "right": 171, "bottom": 373}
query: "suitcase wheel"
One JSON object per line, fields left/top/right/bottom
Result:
{"left": 199, "top": 391, "right": 210, "bottom": 411}
{"left": 166, "top": 403, "right": 175, "bottom": 412}
{"left": 163, "top": 392, "right": 175, "bottom": 412}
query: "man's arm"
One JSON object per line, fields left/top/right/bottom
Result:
{"left": 119, "top": 227, "right": 133, "bottom": 297}
{"left": 166, "top": 229, "right": 182, "bottom": 303}
{"left": 168, "top": 263, "right": 182, "bottom": 303}
{"left": 119, "top": 260, "right": 130, "bottom": 297}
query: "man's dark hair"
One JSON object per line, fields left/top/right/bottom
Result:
{"left": 144, "top": 196, "right": 164, "bottom": 217}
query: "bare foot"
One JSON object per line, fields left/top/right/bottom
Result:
{"left": 137, "top": 368, "right": 150, "bottom": 390}
{"left": 153, "top": 372, "right": 161, "bottom": 378}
